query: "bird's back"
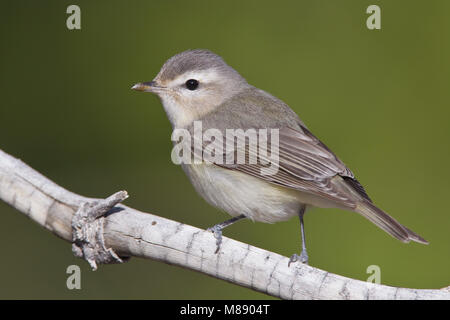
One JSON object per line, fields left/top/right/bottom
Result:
{"left": 199, "top": 86, "right": 305, "bottom": 131}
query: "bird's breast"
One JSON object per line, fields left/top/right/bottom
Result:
{"left": 180, "top": 162, "right": 303, "bottom": 223}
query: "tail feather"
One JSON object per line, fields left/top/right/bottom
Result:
{"left": 355, "top": 201, "right": 428, "bottom": 245}
{"left": 403, "top": 225, "right": 429, "bottom": 244}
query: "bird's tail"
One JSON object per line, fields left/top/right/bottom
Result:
{"left": 355, "top": 200, "right": 428, "bottom": 244}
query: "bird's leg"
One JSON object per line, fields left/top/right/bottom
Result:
{"left": 289, "top": 205, "right": 309, "bottom": 266}
{"left": 207, "top": 214, "right": 246, "bottom": 254}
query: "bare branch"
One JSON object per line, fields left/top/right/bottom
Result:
{"left": 0, "top": 148, "right": 448, "bottom": 300}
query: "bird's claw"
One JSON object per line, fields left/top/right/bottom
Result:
{"left": 207, "top": 225, "right": 223, "bottom": 254}
{"left": 288, "top": 251, "right": 309, "bottom": 267}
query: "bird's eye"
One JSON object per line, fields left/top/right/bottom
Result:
{"left": 185, "top": 79, "right": 199, "bottom": 90}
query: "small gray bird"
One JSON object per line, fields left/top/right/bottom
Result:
{"left": 132, "top": 49, "right": 428, "bottom": 265}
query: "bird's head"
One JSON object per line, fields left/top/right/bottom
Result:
{"left": 132, "top": 49, "right": 248, "bottom": 127}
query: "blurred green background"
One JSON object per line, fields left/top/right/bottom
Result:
{"left": 0, "top": 0, "right": 449, "bottom": 299}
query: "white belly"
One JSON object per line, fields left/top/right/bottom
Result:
{"left": 181, "top": 163, "right": 305, "bottom": 223}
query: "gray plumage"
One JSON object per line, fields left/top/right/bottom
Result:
{"left": 132, "top": 49, "right": 428, "bottom": 252}
{"left": 158, "top": 49, "right": 243, "bottom": 83}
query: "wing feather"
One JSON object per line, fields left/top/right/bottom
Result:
{"left": 185, "top": 86, "right": 425, "bottom": 243}
{"left": 201, "top": 124, "right": 369, "bottom": 207}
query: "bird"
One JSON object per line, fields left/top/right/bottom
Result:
{"left": 132, "top": 49, "right": 428, "bottom": 265}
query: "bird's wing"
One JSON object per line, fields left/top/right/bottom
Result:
{"left": 197, "top": 124, "right": 371, "bottom": 209}
{"left": 198, "top": 124, "right": 427, "bottom": 244}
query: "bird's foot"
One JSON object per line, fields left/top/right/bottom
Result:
{"left": 71, "top": 191, "right": 129, "bottom": 270}
{"left": 288, "top": 250, "right": 309, "bottom": 267}
{"left": 207, "top": 225, "right": 223, "bottom": 254}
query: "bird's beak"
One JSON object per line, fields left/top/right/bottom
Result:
{"left": 131, "top": 81, "right": 163, "bottom": 93}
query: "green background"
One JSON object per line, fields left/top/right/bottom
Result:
{"left": 0, "top": 0, "right": 449, "bottom": 299}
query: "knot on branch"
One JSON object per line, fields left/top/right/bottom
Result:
{"left": 71, "top": 191, "right": 129, "bottom": 270}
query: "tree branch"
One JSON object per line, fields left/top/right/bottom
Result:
{"left": 0, "top": 148, "right": 448, "bottom": 300}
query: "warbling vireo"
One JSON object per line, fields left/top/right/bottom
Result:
{"left": 132, "top": 49, "right": 428, "bottom": 265}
